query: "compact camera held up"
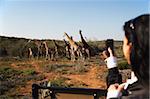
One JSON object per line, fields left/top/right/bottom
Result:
{"left": 104, "top": 39, "right": 114, "bottom": 57}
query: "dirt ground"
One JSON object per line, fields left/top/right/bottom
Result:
{"left": 9, "top": 58, "right": 107, "bottom": 97}
{"left": 0, "top": 56, "right": 130, "bottom": 98}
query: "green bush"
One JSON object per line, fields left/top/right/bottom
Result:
{"left": 42, "top": 64, "right": 58, "bottom": 73}
{"left": 16, "top": 63, "right": 32, "bottom": 67}
{"left": 22, "top": 69, "right": 36, "bottom": 75}
{"left": 75, "top": 65, "right": 88, "bottom": 74}
{"left": 0, "top": 66, "right": 22, "bottom": 78}
{"left": 0, "top": 66, "right": 12, "bottom": 73}
{"left": 60, "top": 63, "right": 88, "bottom": 74}
{"left": 41, "top": 63, "right": 75, "bottom": 73}
{"left": 118, "top": 60, "right": 131, "bottom": 70}
{"left": 0, "top": 66, "right": 22, "bottom": 95}
{"left": 48, "top": 77, "right": 70, "bottom": 87}
{"left": 55, "top": 67, "right": 68, "bottom": 74}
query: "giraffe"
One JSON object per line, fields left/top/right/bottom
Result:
{"left": 63, "top": 39, "right": 71, "bottom": 59}
{"left": 20, "top": 39, "right": 31, "bottom": 58}
{"left": 42, "top": 41, "right": 50, "bottom": 60}
{"left": 34, "top": 40, "right": 43, "bottom": 59}
{"left": 28, "top": 47, "right": 33, "bottom": 59}
{"left": 53, "top": 40, "right": 66, "bottom": 58}
{"left": 79, "top": 30, "right": 91, "bottom": 59}
{"left": 64, "top": 32, "right": 82, "bottom": 61}
{"left": 52, "top": 40, "right": 59, "bottom": 58}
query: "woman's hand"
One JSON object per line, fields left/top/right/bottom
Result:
{"left": 102, "top": 47, "right": 114, "bottom": 59}
{"left": 107, "top": 83, "right": 125, "bottom": 99}
{"left": 108, "top": 47, "right": 113, "bottom": 56}
{"left": 102, "top": 50, "right": 109, "bottom": 59}
{"left": 108, "top": 83, "right": 125, "bottom": 92}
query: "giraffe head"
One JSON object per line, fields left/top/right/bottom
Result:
{"left": 79, "top": 30, "right": 82, "bottom": 34}
{"left": 63, "top": 32, "right": 67, "bottom": 37}
{"left": 63, "top": 32, "right": 71, "bottom": 41}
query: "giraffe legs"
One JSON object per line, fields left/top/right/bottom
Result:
{"left": 55, "top": 48, "right": 59, "bottom": 59}
{"left": 65, "top": 46, "right": 71, "bottom": 59}
{"left": 28, "top": 48, "right": 33, "bottom": 60}
{"left": 85, "top": 49, "right": 90, "bottom": 60}
{"left": 71, "top": 49, "right": 76, "bottom": 61}
{"left": 76, "top": 48, "right": 84, "bottom": 61}
{"left": 70, "top": 47, "right": 84, "bottom": 61}
{"left": 45, "top": 50, "right": 49, "bottom": 60}
{"left": 81, "top": 48, "right": 91, "bottom": 60}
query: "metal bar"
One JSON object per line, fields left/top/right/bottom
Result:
{"left": 50, "top": 91, "right": 56, "bottom": 99}
{"left": 42, "top": 86, "right": 106, "bottom": 95}
{"left": 32, "top": 84, "right": 107, "bottom": 99}
{"left": 93, "top": 92, "right": 99, "bottom": 99}
{"left": 32, "top": 84, "right": 39, "bottom": 99}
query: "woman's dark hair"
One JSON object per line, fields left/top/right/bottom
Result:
{"left": 123, "top": 14, "right": 149, "bottom": 87}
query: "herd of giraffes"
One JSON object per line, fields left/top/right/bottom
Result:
{"left": 25, "top": 30, "right": 91, "bottom": 61}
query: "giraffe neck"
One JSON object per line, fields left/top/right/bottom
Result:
{"left": 35, "top": 41, "right": 41, "bottom": 48}
{"left": 79, "top": 31, "right": 89, "bottom": 48}
{"left": 53, "top": 40, "right": 59, "bottom": 47}
{"left": 64, "top": 32, "right": 78, "bottom": 49}
{"left": 63, "top": 39, "right": 67, "bottom": 44}
{"left": 43, "top": 42, "right": 48, "bottom": 50}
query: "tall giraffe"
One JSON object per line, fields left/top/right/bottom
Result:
{"left": 52, "top": 40, "right": 59, "bottom": 58}
{"left": 79, "top": 30, "right": 91, "bottom": 59}
{"left": 28, "top": 47, "right": 33, "bottom": 59}
{"left": 64, "top": 32, "right": 82, "bottom": 61}
{"left": 63, "top": 39, "right": 71, "bottom": 59}
{"left": 43, "top": 41, "right": 50, "bottom": 60}
{"left": 34, "top": 40, "right": 43, "bottom": 59}
{"left": 20, "top": 40, "right": 31, "bottom": 58}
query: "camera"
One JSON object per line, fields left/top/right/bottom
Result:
{"left": 105, "top": 39, "right": 114, "bottom": 57}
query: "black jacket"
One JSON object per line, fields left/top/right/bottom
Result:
{"left": 107, "top": 67, "right": 149, "bottom": 99}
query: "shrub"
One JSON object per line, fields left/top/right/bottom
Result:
{"left": 0, "top": 66, "right": 22, "bottom": 95}
{"left": 75, "top": 65, "right": 88, "bottom": 74}
{"left": 0, "top": 66, "right": 22, "bottom": 80}
{"left": 0, "top": 66, "right": 11, "bottom": 73}
{"left": 118, "top": 60, "right": 131, "bottom": 70}
{"left": 42, "top": 63, "right": 75, "bottom": 73}
{"left": 22, "top": 69, "right": 36, "bottom": 75}
{"left": 48, "top": 77, "right": 70, "bottom": 87}
{"left": 16, "top": 63, "right": 32, "bottom": 67}
{"left": 42, "top": 64, "right": 58, "bottom": 73}
{"left": 55, "top": 67, "right": 68, "bottom": 74}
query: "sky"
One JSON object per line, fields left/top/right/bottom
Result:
{"left": 0, "top": 0, "right": 149, "bottom": 41}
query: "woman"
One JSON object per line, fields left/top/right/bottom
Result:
{"left": 103, "top": 14, "right": 149, "bottom": 99}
